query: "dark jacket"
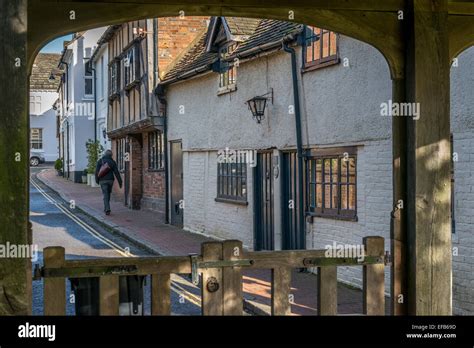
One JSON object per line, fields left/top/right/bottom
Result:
{"left": 95, "top": 153, "right": 123, "bottom": 186}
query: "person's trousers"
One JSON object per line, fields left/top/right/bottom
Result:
{"left": 99, "top": 180, "right": 114, "bottom": 212}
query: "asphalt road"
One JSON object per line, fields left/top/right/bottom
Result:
{"left": 30, "top": 165, "right": 202, "bottom": 316}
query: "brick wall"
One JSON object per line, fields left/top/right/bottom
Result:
{"left": 157, "top": 16, "right": 209, "bottom": 75}
{"left": 141, "top": 132, "right": 166, "bottom": 215}
{"left": 110, "top": 138, "right": 125, "bottom": 200}
{"left": 129, "top": 136, "right": 142, "bottom": 209}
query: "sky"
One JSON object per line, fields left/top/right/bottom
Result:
{"left": 40, "top": 35, "right": 73, "bottom": 53}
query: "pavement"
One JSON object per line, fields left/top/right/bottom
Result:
{"left": 37, "top": 167, "right": 389, "bottom": 315}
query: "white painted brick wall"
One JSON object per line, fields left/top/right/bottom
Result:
{"left": 307, "top": 139, "right": 393, "bottom": 294}
{"left": 182, "top": 151, "right": 254, "bottom": 249}
{"left": 452, "top": 131, "right": 474, "bottom": 315}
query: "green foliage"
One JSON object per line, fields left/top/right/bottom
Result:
{"left": 86, "top": 139, "right": 104, "bottom": 175}
{"left": 54, "top": 158, "right": 63, "bottom": 171}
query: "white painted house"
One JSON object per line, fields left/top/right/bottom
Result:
{"left": 158, "top": 17, "right": 474, "bottom": 314}
{"left": 30, "top": 53, "right": 61, "bottom": 162}
{"left": 57, "top": 27, "right": 107, "bottom": 182}
{"left": 91, "top": 30, "right": 111, "bottom": 151}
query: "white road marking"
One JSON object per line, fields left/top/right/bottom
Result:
{"left": 30, "top": 176, "right": 132, "bottom": 257}
{"left": 31, "top": 175, "right": 202, "bottom": 309}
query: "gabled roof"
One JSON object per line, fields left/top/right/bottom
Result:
{"left": 160, "top": 17, "right": 303, "bottom": 86}
{"left": 30, "top": 53, "right": 62, "bottom": 91}
{"left": 205, "top": 16, "right": 261, "bottom": 52}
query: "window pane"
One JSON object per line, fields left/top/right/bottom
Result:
{"left": 324, "top": 184, "right": 331, "bottom": 208}
{"left": 85, "top": 78, "right": 93, "bottom": 95}
{"left": 316, "top": 184, "right": 322, "bottom": 208}
{"left": 332, "top": 158, "right": 338, "bottom": 183}
{"left": 314, "top": 32, "right": 321, "bottom": 61}
{"left": 341, "top": 159, "right": 348, "bottom": 183}
{"left": 349, "top": 158, "right": 356, "bottom": 183}
{"left": 330, "top": 32, "right": 337, "bottom": 56}
{"left": 332, "top": 184, "right": 338, "bottom": 209}
{"left": 324, "top": 159, "right": 331, "bottom": 183}
{"left": 322, "top": 30, "right": 329, "bottom": 58}
{"left": 316, "top": 159, "right": 322, "bottom": 182}
{"left": 341, "top": 185, "right": 348, "bottom": 210}
{"left": 349, "top": 184, "right": 356, "bottom": 210}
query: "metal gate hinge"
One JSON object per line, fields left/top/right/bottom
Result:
{"left": 190, "top": 254, "right": 199, "bottom": 285}
{"left": 189, "top": 255, "right": 253, "bottom": 286}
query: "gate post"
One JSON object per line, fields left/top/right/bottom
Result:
{"left": 0, "top": 0, "right": 30, "bottom": 315}
{"left": 405, "top": 0, "right": 452, "bottom": 315}
{"left": 222, "top": 240, "right": 243, "bottom": 315}
{"left": 201, "top": 242, "right": 223, "bottom": 315}
{"left": 363, "top": 237, "right": 385, "bottom": 315}
{"left": 44, "top": 247, "right": 66, "bottom": 315}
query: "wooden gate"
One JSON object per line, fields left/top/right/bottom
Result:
{"left": 35, "top": 237, "right": 386, "bottom": 316}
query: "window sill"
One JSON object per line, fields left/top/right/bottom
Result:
{"left": 215, "top": 197, "right": 248, "bottom": 206}
{"left": 147, "top": 168, "right": 165, "bottom": 173}
{"left": 217, "top": 84, "right": 237, "bottom": 96}
{"left": 305, "top": 211, "right": 358, "bottom": 222}
{"left": 301, "top": 58, "right": 340, "bottom": 74}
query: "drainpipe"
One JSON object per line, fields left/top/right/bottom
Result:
{"left": 163, "top": 104, "right": 169, "bottom": 224}
{"left": 91, "top": 64, "right": 97, "bottom": 143}
{"left": 283, "top": 42, "right": 306, "bottom": 250}
{"left": 153, "top": 18, "right": 158, "bottom": 87}
{"left": 60, "top": 61, "right": 69, "bottom": 107}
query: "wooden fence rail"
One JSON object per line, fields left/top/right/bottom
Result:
{"left": 36, "top": 236, "right": 386, "bottom": 316}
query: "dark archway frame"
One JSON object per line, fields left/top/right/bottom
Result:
{"left": 1, "top": 0, "right": 474, "bottom": 315}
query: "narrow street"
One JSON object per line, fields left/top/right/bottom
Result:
{"left": 30, "top": 165, "right": 202, "bottom": 316}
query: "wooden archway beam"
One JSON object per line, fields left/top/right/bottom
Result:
{"left": 28, "top": 0, "right": 405, "bottom": 77}
{"left": 449, "top": 15, "right": 474, "bottom": 60}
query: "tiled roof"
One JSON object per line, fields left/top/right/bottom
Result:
{"left": 161, "top": 18, "right": 303, "bottom": 84}
{"left": 234, "top": 19, "right": 302, "bottom": 54}
{"left": 161, "top": 33, "right": 219, "bottom": 82}
{"left": 30, "top": 53, "right": 62, "bottom": 91}
{"left": 226, "top": 17, "right": 261, "bottom": 37}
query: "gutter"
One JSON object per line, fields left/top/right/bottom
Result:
{"left": 282, "top": 42, "right": 306, "bottom": 250}
{"left": 158, "top": 30, "right": 301, "bottom": 87}
{"left": 159, "top": 61, "right": 218, "bottom": 86}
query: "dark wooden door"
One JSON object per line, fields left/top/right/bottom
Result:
{"left": 170, "top": 140, "right": 183, "bottom": 227}
{"left": 124, "top": 139, "right": 130, "bottom": 206}
{"left": 281, "top": 151, "right": 304, "bottom": 250}
{"left": 254, "top": 152, "right": 274, "bottom": 250}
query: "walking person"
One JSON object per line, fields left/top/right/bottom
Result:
{"left": 95, "top": 149, "right": 122, "bottom": 215}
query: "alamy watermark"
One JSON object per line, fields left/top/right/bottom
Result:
{"left": 324, "top": 241, "right": 365, "bottom": 262}
{"left": 217, "top": 147, "right": 257, "bottom": 167}
{"left": 0, "top": 242, "right": 38, "bottom": 262}
{"left": 380, "top": 100, "right": 420, "bottom": 120}
{"left": 67, "top": 102, "right": 95, "bottom": 120}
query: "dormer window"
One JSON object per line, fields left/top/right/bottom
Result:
{"left": 218, "top": 43, "right": 238, "bottom": 92}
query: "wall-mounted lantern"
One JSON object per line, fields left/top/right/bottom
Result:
{"left": 246, "top": 88, "right": 273, "bottom": 124}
